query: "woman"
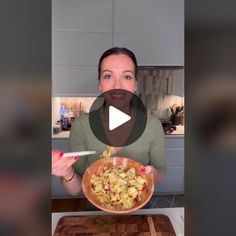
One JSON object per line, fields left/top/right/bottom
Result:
{"left": 52, "top": 47, "right": 166, "bottom": 195}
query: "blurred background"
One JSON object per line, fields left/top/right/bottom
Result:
{"left": 0, "top": 0, "right": 51, "bottom": 235}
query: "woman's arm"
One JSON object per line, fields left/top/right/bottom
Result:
{"left": 60, "top": 167, "right": 82, "bottom": 195}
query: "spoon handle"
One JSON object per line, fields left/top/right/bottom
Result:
{"left": 62, "top": 151, "right": 96, "bottom": 158}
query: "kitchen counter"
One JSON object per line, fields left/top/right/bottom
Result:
{"left": 52, "top": 207, "right": 184, "bottom": 235}
{"left": 52, "top": 130, "right": 70, "bottom": 139}
{"left": 164, "top": 125, "right": 184, "bottom": 137}
{"left": 165, "top": 134, "right": 184, "bottom": 138}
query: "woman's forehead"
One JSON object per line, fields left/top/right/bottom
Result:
{"left": 101, "top": 54, "right": 135, "bottom": 70}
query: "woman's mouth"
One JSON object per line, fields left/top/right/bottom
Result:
{"left": 109, "top": 92, "right": 126, "bottom": 99}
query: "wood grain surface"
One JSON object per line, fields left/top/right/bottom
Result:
{"left": 54, "top": 214, "right": 176, "bottom": 236}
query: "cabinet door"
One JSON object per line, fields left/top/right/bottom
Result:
{"left": 52, "top": 0, "right": 113, "bottom": 32}
{"left": 52, "top": 65, "right": 100, "bottom": 96}
{"left": 166, "top": 148, "right": 184, "bottom": 167}
{"left": 52, "top": 31, "right": 112, "bottom": 66}
{"left": 155, "top": 167, "right": 184, "bottom": 193}
{"left": 114, "top": 0, "right": 184, "bottom": 33}
{"left": 113, "top": 0, "right": 184, "bottom": 66}
{"left": 154, "top": 137, "right": 184, "bottom": 193}
{"left": 114, "top": 32, "right": 184, "bottom": 66}
{"left": 165, "top": 137, "right": 184, "bottom": 149}
{"left": 52, "top": 0, "right": 113, "bottom": 95}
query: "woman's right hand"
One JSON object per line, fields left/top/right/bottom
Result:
{"left": 52, "top": 150, "right": 79, "bottom": 179}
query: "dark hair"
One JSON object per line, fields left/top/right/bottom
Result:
{"left": 98, "top": 47, "right": 138, "bottom": 80}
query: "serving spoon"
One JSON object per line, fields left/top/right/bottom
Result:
{"left": 62, "top": 151, "right": 96, "bottom": 158}
{"left": 62, "top": 147, "right": 121, "bottom": 159}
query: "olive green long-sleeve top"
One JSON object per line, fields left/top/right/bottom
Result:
{"left": 69, "top": 113, "right": 166, "bottom": 177}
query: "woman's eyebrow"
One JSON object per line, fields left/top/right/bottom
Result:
{"left": 123, "top": 70, "right": 134, "bottom": 74}
{"left": 101, "top": 69, "right": 134, "bottom": 74}
{"left": 101, "top": 70, "right": 112, "bottom": 74}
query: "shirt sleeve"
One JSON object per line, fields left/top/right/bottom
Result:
{"left": 149, "top": 118, "right": 166, "bottom": 171}
{"left": 69, "top": 116, "right": 88, "bottom": 177}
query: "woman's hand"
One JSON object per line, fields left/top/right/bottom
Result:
{"left": 140, "top": 165, "right": 165, "bottom": 184}
{"left": 140, "top": 165, "right": 153, "bottom": 174}
{"left": 52, "top": 150, "right": 82, "bottom": 195}
{"left": 52, "top": 150, "right": 79, "bottom": 179}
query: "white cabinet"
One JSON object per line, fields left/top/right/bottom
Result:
{"left": 113, "top": 0, "right": 184, "bottom": 66}
{"left": 155, "top": 137, "right": 184, "bottom": 194}
{"left": 156, "top": 167, "right": 184, "bottom": 193}
{"left": 52, "top": 0, "right": 113, "bottom": 32}
{"left": 52, "top": 32, "right": 112, "bottom": 66}
{"left": 52, "top": 0, "right": 113, "bottom": 96}
{"left": 113, "top": 0, "right": 184, "bottom": 33}
{"left": 114, "top": 33, "right": 184, "bottom": 66}
{"left": 52, "top": 0, "right": 184, "bottom": 95}
{"left": 52, "top": 65, "right": 100, "bottom": 96}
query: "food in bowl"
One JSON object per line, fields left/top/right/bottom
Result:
{"left": 100, "top": 146, "right": 120, "bottom": 158}
{"left": 90, "top": 164, "right": 146, "bottom": 210}
{"left": 82, "top": 157, "right": 154, "bottom": 213}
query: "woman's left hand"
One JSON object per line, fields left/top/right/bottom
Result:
{"left": 140, "top": 165, "right": 164, "bottom": 184}
{"left": 140, "top": 165, "right": 153, "bottom": 174}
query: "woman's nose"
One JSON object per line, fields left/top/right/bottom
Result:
{"left": 113, "top": 78, "right": 123, "bottom": 89}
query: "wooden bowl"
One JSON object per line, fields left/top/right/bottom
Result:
{"left": 82, "top": 157, "right": 154, "bottom": 214}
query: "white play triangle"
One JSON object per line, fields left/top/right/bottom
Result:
{"left": 109, "top": 106, "right": 131, "bottom": 131}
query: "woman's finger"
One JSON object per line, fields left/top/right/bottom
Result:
{"left": 60, "top": 156, "right": 79, "bottom": 175}
{"left": 52, "top": 152, "right": 65, "bottom": 167}
{"left": 140, "top": 165, "right": 152, "bottom": 174}
{"left": 52, "top": 157, "right": 70, "bottom": 171}
{"left": 52, "top": 151, "right": 64, "bottom": 163}
{"left": 52, "top": 151, "right": 67, "bottom": 175}
{"left": 52, "top": 151, "right": 65, "bottom": 173}
{"left": 52, "top": 156, "right": 79, "bottom": 176}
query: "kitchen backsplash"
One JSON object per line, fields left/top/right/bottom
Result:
{"left": 137, "top": 67, "right": 184, "bottom": 119}
{"left": 153, "top": 94, "right": 184, "bottom": 120}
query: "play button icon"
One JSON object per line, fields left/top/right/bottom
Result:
{"left": 109, "top": 106, "right": 131, "bottom": 131}
{"left": 89, "top": 89, "right": 147, "bottom": 147}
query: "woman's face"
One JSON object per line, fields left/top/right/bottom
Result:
{"left": 99, "top": 54, "right": 137, "bottom": 93}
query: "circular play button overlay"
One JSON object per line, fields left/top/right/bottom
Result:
{"left": 89, "top": 89, "right": 147, "bottom": 147}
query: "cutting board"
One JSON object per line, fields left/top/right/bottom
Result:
{"left": 54, "top": 214, "right": 176, "bottom": 236}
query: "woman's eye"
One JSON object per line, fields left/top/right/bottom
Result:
{"left": 104, "top": 74, "right": 112, "bottom": 79}
{"left": 123, "top": 75, "right": 132, "bottom": 80}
